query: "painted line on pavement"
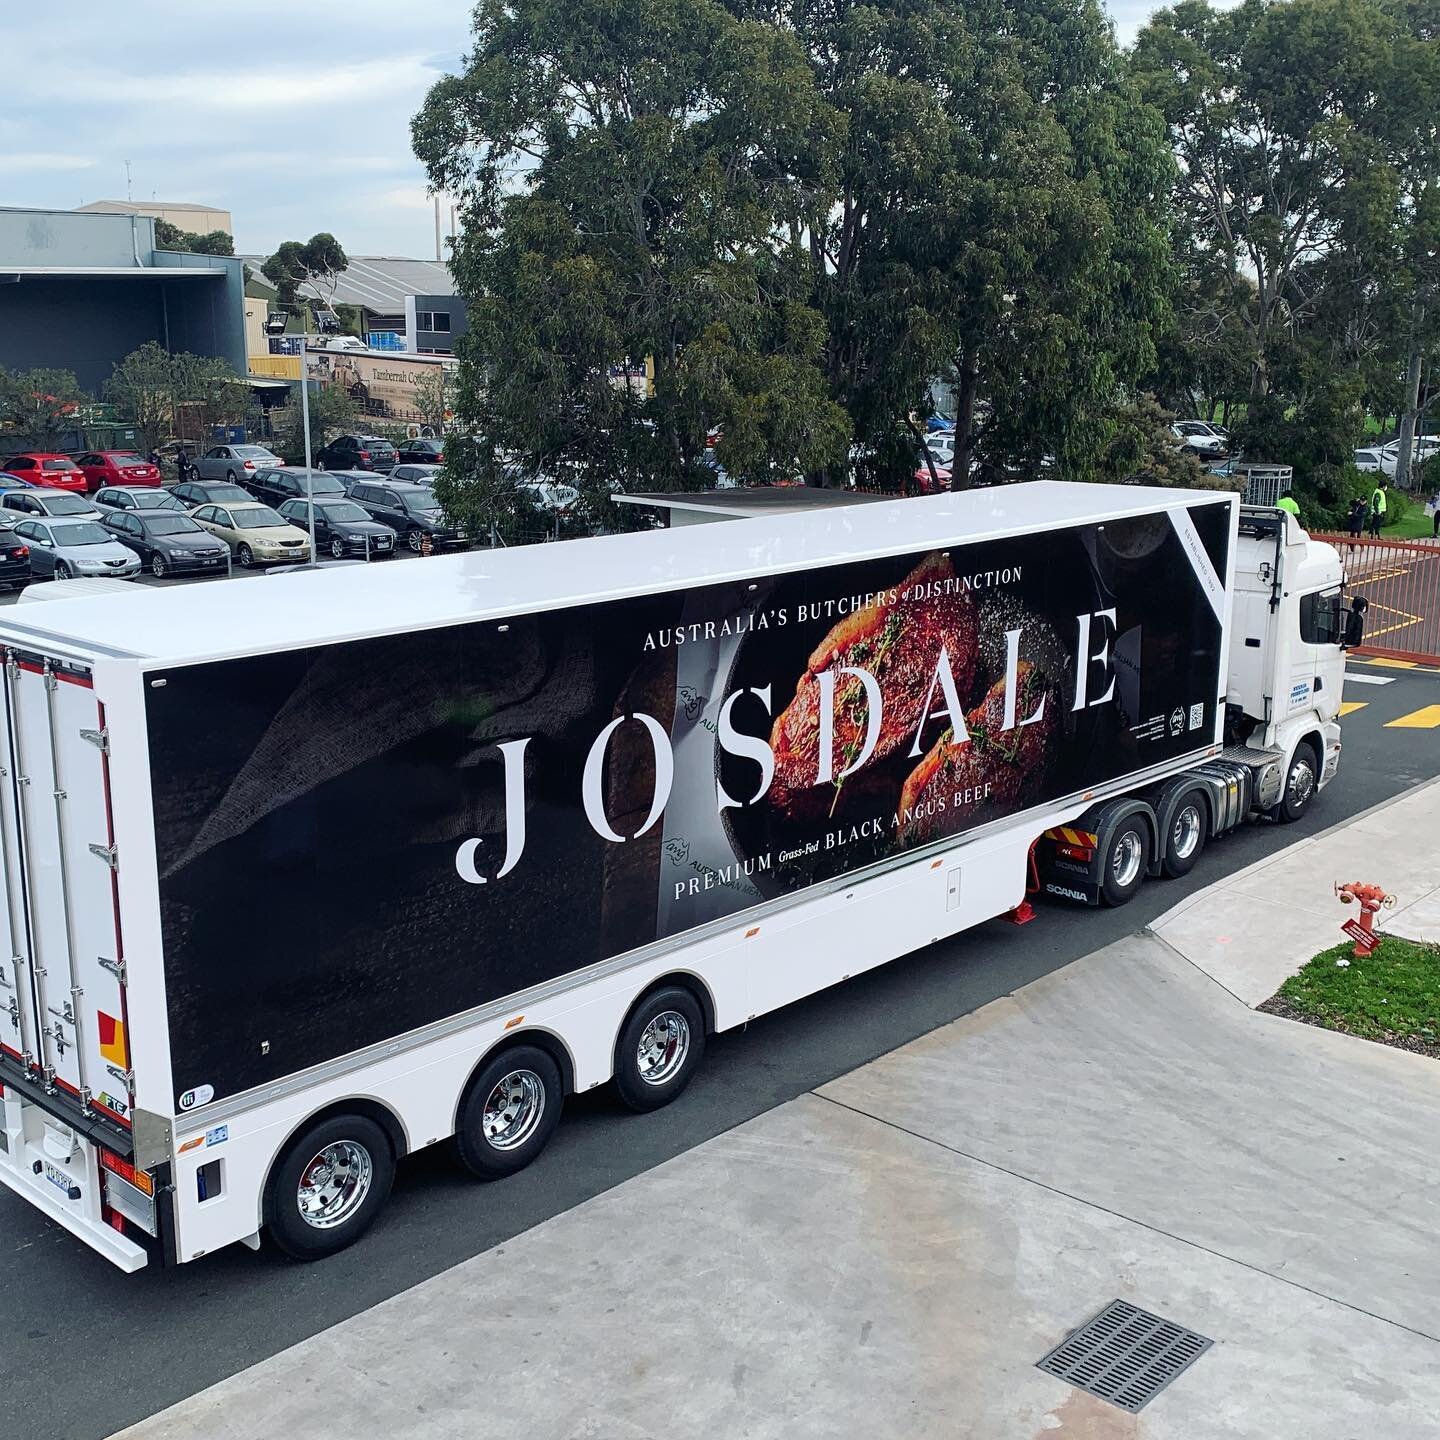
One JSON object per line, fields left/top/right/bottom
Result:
{"left": 1338, "top": 702, "right": 1368, "bottom": 717}
{"left": 1344, "top": 673, "right": 1395, "bottom": 686}
{"left": 1385, "top": 705, "right": 1440, "bottom": 730}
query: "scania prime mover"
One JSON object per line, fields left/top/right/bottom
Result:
{"left": 0, "top": 484, "right": 1352, "bottom": 1269}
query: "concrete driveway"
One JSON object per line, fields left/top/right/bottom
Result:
{"left": 118, "top": 924, "right": 1440, "bottom": 1439}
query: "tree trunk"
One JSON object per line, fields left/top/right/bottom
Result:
{"left": 1395, "top": 302, "right": 1426, "bottom": 493}
{"left": 950, "top": 341, "right": 979, "bottom": 492}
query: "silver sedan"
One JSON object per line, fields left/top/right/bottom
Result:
{"left": 190, "top": 444, "right": 282, "bottom": 482}
{"left": 10, "top": 517, "right": 142, "bottom": 580}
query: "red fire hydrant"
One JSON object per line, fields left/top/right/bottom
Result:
{"left": 1334, "top": 880, "right": 1395, "bottom": 957}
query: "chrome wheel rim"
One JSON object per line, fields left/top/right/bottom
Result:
{"left": 1172, "top": 804, "right": 1202, "bottom": 861}
{"left": 151, "top": 556, "right": 165, "bottom": 577}
{"left": 1288, "top": 756, "right": 1315, "bottom": 806}
{"left": 1111, "top": 831, "right": 1143, "bottom": 889}
{"left": 408, "top": 529, "right": 424, "bottom": 552}
{"left": 636, "top": 1011, "right": 690, "bottom": 1087}
{"left": 296, "top": 1140, "right": 373, "bottom": 1230}
{"left": 331, "top": 538, "right": 345, "bottom": 558}
{"left": 482, "top": 1069, "right": 545, "bottom": 1150}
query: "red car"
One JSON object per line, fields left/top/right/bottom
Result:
{"left": 0, "top": 453, "right": 89, "bottom": 496}
{"left": 913, "top": 463, "right": 952, "bottom": 494}
{"left": 75, "top": 450, "right": 163, "bottom": 491}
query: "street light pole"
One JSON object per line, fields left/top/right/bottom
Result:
{"left": 299, "top": 338, "right": 318, "bottom": 568}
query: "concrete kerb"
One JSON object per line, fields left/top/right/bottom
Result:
{"left": 1146, "top": 770, "right": 1440, "bottom": 936}
{"left": 1148, "top": 772, "right": 1440, "bottom": 1009}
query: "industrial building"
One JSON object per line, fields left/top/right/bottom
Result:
{"left": 0, "top": 206, "right": 248, "bottom": 394}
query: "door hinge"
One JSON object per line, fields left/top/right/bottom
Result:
{"left": 98, "top": 956, "right": 127, "bottom": 985}
{"left": 105, "top": 1063, "right": 134, "bottom": 1089}
{"left": 79, "top": 727, "right": 109, "bottom": 754}
{"left": 88, "top": 842, "right": 118, "bottom": 870}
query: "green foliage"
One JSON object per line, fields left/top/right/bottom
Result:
{"left": 1092, "top": 394, "right": 1230, "bottom": 488}
{"left": 414, "top": 0, "right": 852, "bottom": 516}
{"left": 154, "top": 219, "right": 235, "bottom": 256}
{"left": 104, "top": 344, "right": 249, "bottom": 449}
{"left": 271, "top": 385, "right": 356, "bottom": 464}
{"left": 0, "top": 366, "right": 85, "bottom": 447}
{"left": 262, "top": 234, "right": 348, "bottom": 311}
{"left": 1275, "top": 935, "right": 1440, "bottom": 1047}
{"left": 411, "top": 367, "right": 457, "bottom": 437}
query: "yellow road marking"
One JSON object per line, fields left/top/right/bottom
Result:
{"left": 1339, "top": 701, "right": 1368, "bottom": 716}
{"left": 1386, "top": 704, "right": 1440, "bottom": 729}
{"left": 1368, "top": 656, "right": 1419, "bottom": 668}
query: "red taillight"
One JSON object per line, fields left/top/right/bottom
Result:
{"left": 243, "top": 460, "right": 256, "bottom": 469}
{"left": 13, "top": 546, "right": 28, "bottom": 559}
{"left": 1057, "top": 843, "right": 1094, "bottom": 863}
{"left": 98, "top": 1147, "right": 154, "bottom": 1196}
{"left": 358, "top": 450, "right": 371, "bottom": 462}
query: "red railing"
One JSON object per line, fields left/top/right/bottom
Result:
{"left": 1313, "top": 532, "right": 1440, "bottom": 663}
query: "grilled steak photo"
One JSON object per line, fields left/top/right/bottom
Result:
{"left": 896, "top": 660, "right": 1058, "bottom": 845}
{"left": 768, "top": 553, "right": 980, "bottom": 817}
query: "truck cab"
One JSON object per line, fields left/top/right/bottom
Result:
{"left": 1227, "top": 507, "right": 1348, "bottom": 813}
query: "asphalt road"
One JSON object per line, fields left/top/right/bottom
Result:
{"left": 3, "top": 661, "right": 1438, "bottom": 1440}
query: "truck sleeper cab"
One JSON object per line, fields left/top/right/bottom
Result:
{"left": 0, "top": 488, "right": 1347, "bottom": 1269}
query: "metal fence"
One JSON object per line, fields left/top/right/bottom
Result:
{"left": 1314, "top": 532, "right": 1440, "bottom": 663}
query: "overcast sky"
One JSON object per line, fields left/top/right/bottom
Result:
{"left": 0, "top": 0, "right": 1166, "bottom": 260}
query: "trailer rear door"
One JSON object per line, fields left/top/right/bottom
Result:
{"left": 0, "top": 650, "right": 133, "bottom": 1128}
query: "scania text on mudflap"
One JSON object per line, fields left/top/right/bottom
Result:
{"left": 0, "top": 485, "right": 1352, "bottom": 1268}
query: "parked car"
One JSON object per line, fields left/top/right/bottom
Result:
{"left": 912, "top": 463, "right": 952, "bottom": 494}
{"left": 277, "top": 497, "right": 397, "bottom": 560}
{"left": 188, "top": 501, "right": 311, "bottom": 567}
{"left": 926, "top": 434, "right": 956, "bottom": 467}
{"left": 0, "top": 454, "right": 88, "bottom": 495}
{"left": 396, "top": 438, "right": 445, "bottom": 465}
{"left": 101, "top": 509, "right": 231, "bottom": 578}
{"left": 315, "top": 435, "right": 399, "bottom": 473}
{"left": 346, "top": 479, "right": 468, "bottom": 552}
{"left": 0, "top": 473, "right": 35, "bottom": 493}
{"left": 93, "top": 485, "right": 187, "bottom": 515}
{"left": 327, "top": 470, "right": 377, "bottom": 495}
{"left": 9, "top": 518, "right": 141, "bottom": 579}
{"left": 1353, "top": 447, "right": 1395, "bottom": 476}
{"left": 1379, "top": 436, "right": 1440, "bottom": 468}
{"left": 74, "top": 450, "right": 163, "bottom": 491}
{"left": 519, "top": 479, "right": 580, "bottom": 515}
{"left": 245, "top": 466, "right": 349, "bottom": 508}
{"left": 190, "top": 444, "right": 283, "bottom": 482}
{"left": 0, "top": 527, "right": 30, "bottom": 589}
{"left": 390, "top": 463, "right": 441, "bottom": 485}
{"left": 168, "top": 479, "right": 255, "bottom": 509}
{"left": 1171, "top": 421, "right": 1227, "bottom": 457}
{"left": 1, "top": 489, "right": 101, "bottom": 521}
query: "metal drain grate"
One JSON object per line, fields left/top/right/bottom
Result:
{"left": 1037, "top": 1300, "right": 1212, "bottom": 1413}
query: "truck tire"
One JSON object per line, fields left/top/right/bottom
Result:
{"left": 1101, "top": 817, "right": 1150, "bottom": 907}
{"left": 266, "top": 1114, "right": 395, "bottom": 1261}
{"left": 453, "top": 1044, "right": 564, "bottom": 1180}
{"left": 1277, "top": 742, "right": 1319, "bottom": 823}
{"left": 1162, "top": 791, "right": 1208, "bottom": 878}
{"left": 613, "top": 985, "right": 706, "bottom": 1113}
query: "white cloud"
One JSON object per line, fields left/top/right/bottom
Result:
{"left": 0, "top": 153, "right": 96, "bottom": 174}
{"left": 0, "top": 0, "right": 1179, "bottom": 255}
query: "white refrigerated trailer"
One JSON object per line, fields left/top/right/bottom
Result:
{"left": 0, "top": 484, "right": 1352, "bottom": 1269}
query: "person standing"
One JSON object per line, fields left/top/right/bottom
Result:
{"left": 1348, "top": 496, "right": 1367, "bottom": 552}
{"left": 1368, "top": 479, "right": 1388, "bottom": 538}
{"left": 1277, "top": 493, "right": 1300, "bottom": 519}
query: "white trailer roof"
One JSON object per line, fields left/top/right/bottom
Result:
{"left": 0, "top": 482, "right": 1232, "bottom": 668}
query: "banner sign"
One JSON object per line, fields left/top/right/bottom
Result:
{"left": 147, "top": 501, "right": 1231, "bottom": 1102}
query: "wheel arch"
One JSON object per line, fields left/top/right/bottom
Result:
{"left": 618, "top": 970, "right": 717, "bottom": 1041}
{"left": 260, "top": 1094, "right": 410, "bottom": 1230}
{"left": 451, "top": 1026, "right": 579, "bottom": 1136}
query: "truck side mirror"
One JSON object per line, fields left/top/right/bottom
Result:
{"left": 1342, "top": 595, "right": 1368, "bottom": 650}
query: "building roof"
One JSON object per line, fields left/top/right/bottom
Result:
{"left": 0, "top": 482, "right": 1234, "bottom": 668}
{"left": 239, "top": 255, "right": 455, "bottom": 313}
{"left": 78, "top": 201, "right": 228, "bottom": 217}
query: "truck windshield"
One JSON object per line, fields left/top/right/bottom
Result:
{"left": 1300, "top": 587, "right": 1343, "bottom": 645}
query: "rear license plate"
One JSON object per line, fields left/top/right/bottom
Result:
{"left": 43, "top": 1161, "right": 74, "bottom": 1197}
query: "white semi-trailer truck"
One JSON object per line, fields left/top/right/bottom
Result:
{"left": 0, "top": 484, "right": 1353, "bottom": 1269}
